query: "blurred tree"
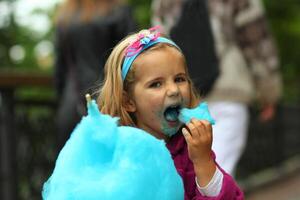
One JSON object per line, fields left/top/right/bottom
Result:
{"left": 0, "top": 0, "right": 57, "bottom": 71}
{"left": 0, "top": 0, "right": 16, "bottom": 68}
{"left": 128, "top": 0, "right": 151, "bottom": 28}
{"left": 263, "top": 0, "right": 300, "bottom": 103}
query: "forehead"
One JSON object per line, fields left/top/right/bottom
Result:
{"left": 133, "top": 46, "right": 186, "bottom": 79}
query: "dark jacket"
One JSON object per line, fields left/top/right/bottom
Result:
{"left": 55, "top": 5, "right": 136, "bottom": 99}
{"left": 170, "top": 0, "right": 219, "bottom": 96}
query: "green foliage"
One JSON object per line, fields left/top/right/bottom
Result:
{"left": 0, "top": 15, "right": 33, "bottom": 68}
{"left": 263, "top": 0, "right": 300, "bottom": 103}
{"left": 0, "top": 0, "right": 56, "bottom": 71}
{"left": 128, "top": 0, "right": 152, "bottom": 28}
{"left": 0, "top": 13, "right": 17, "bottom": 68}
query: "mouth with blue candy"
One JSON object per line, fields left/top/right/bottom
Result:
{"left": 161, "top": 104, "right": 183, "bottom": 137}
{"left": 164, "top": 104, "right": 181, "bottom": 122}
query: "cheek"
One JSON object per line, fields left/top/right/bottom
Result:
{"left": 150, "top": 102, "right": 164, "bottom": 118}
{"left": 136, "top": 95, "right": 162, "bottom": 117}
{"left": 182, "top": 85, "right": 192, "bottom": 104}
{"left": 142, "top": 93, "right": 163, "bottom": 108}
{"left": 144, "top": 97, "right": 165, "bottom": 121}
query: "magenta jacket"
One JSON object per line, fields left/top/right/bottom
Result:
{"left": 166, "top": 133, "right": 244, "bottom": 200}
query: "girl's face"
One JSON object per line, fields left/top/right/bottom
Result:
{"left": 127, "top": 47, "right": 191, "bottom": 140}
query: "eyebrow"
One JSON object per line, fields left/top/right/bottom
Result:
{"left": 145, "top": 77, "right": 163, "bottom": 86}
{"left": 176, "top": 72, "right": 187, "bottom": 76}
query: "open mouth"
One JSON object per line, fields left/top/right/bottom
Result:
{"left": 164, "top": 105, "right": 181, "bottom": 122}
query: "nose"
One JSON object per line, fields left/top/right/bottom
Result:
{"left": 166, "top": 82, "right": 179, "bottom": 97}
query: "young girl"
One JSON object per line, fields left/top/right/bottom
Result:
{"left": 97, "top": 27, "right": 244, "bottom": 199}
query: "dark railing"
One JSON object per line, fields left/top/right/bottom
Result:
{"left": 237, "top": 103, "right": 300, "bottom": 193}
{"left": 238, "top": 104, "right": 300, "bottom": 177}
{"left": 0, "top": 70, "right": 54, "bottom": 200}
{"left": 1, "top": 71, "right": 300, "bottom": 199}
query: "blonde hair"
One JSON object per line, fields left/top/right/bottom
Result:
{"left": 97, "top": 31, "right": 200, "bottom": 126}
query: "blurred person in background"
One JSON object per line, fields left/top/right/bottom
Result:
{"left": 152, "top": 0, "right": 282, "bottom": 176}
{"left": 54, "top": 0, "right": 137, "bottom": 152}
{"left": 152, "top": 0, "right": 219, "bottom": 97}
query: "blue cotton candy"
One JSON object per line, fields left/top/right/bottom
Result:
{"left": 42, "top": 100, "right": 183, "bottom": 200}
{"left": 179, "top": 102, "right": 215, "bottom": 125}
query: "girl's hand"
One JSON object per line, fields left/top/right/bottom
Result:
{"left": 182, "top": 118, "right": 213, "bottom": 164}
{"left": 182, "top": 118, "right": 216, "bottom": 186}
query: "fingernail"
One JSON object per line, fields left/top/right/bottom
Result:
{"left": 182, "top": 128, "right": 188, "bottom": 135}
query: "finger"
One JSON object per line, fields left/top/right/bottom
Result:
{"left": 182, "top": 127, "right": 192, "bottom": 143}
{"left": 201, "top": 120, "right": 211, "bottom": 127}
{"left": 191, "top": 118, "right": 204, "bottom": 136}
{"left": 186, "top": 122, "right": 198, "bottom": 138}
{"left": 198, "top": 120, "right": 213, "bottom": 140}
{"left": 200, "top": 120, "right": 212, "bottom": 134}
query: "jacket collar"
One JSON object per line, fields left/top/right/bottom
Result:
{"left": 166, "top": 132, "right": 185, "bottom": 156}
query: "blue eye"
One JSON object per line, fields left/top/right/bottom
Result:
{"left": 149, "top": 82, "right": 161, "bottom": 88}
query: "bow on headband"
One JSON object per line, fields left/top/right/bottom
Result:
{"left": 125, "top": 26, "right": 161, "bottom": 57}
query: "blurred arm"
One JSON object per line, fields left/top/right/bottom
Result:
{"left": 234, "top": 0, "right": 282, "bottom": 116}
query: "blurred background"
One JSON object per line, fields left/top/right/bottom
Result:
{"left": 0, "top": 0, "right": 299, "bottom": 199}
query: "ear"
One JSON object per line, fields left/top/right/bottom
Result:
{"left": 122, "top": 91, "right": 136, "bottom": 112}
